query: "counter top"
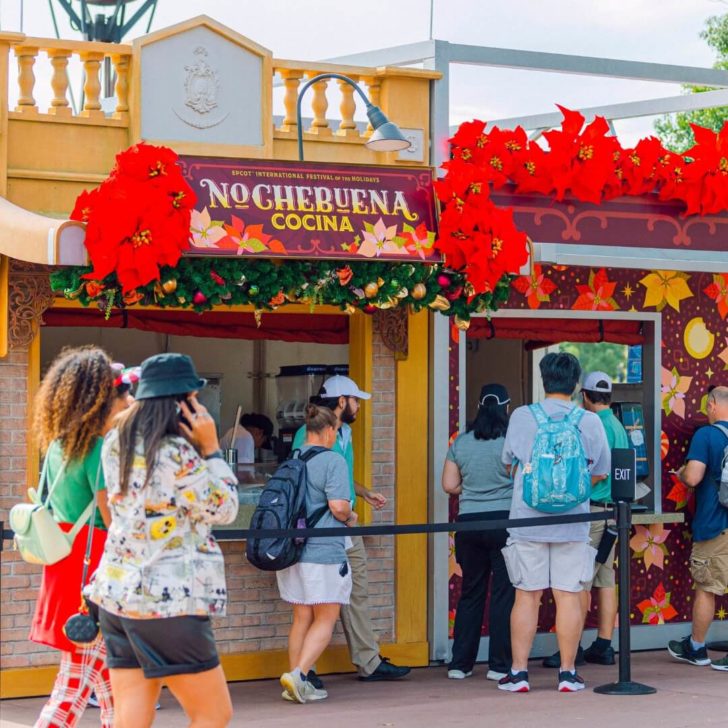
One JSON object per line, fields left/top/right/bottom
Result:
{"left": 632, "top": 512, "right": 685, "bottom": 525}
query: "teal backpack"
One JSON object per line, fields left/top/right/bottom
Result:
{"left": 521, "top": 403, "right": 591, "bottom": 513}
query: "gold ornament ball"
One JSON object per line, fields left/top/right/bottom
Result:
{"left": 412, "top": 283, "right": 427, "bottom": 300}
{"left": 364, "top": 282, "right": 380, "bottom": 299}
{"left": 161, "top": 279, "right": 177, "bottom": 294}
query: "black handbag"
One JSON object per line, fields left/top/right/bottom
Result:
{"left": 62, "top": 465, "right": 102, "bottom": 647}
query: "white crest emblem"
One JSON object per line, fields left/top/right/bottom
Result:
{"left": 185, "top": 46, "right": 219, "bottom": 114}
{"left": 174, "top": 46, "right": 229, "bottom": 129}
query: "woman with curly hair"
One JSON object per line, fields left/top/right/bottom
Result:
{"left": 30, "top": 346, "right": 133, "bottom": 728}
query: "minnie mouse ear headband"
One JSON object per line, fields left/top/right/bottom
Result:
{"left": 479, "top": 383, "right": 510, "bottom": 407}
{"left": 111, "top": 363, "right": 141, "bottom": 393}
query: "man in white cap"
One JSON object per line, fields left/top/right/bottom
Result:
{"left": 291, "top": 375, "right": 411, "bottom": 686}
{"left": 543, "top": 370, "right": 629, "bottom": 669}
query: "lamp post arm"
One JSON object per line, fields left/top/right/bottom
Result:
{"left": 296, "top": 72, "right": 373, "bottom": 161}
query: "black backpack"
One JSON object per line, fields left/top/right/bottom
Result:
{"left": 245, "top": 447, "right": 328, "bottom": 571}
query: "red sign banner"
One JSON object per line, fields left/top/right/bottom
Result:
{"left": 179, "top": 156, "right": 440, "bottom": 261}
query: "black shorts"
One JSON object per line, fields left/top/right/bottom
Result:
{"left": 98, "top": 608, "right": 220, "bottom": 679}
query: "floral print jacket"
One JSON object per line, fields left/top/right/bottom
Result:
{"left": 89, "top": 431, "right": 239, "bottom": 619}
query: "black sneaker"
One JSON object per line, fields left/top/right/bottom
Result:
{"left": 542, "top": 645, "right": 585, "bottom": 668}
{"left": 497, "top": 670, "right": 530, "bottom": 692}
{"left": 558, "top": 670, "right": 585, "bottom": 692}
{"left": 358, "top": 657, "right": 410, "bottom": 681}
{"left": 583, "top": 643, "right": 616, "bottom": 665}
{"left": 307, "top": 670, "right": 325, "bottom": 689}
{"left": 667, "top": 637, "right": 710, "bottom": 666}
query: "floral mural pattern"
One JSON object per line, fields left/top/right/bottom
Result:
{"left": 448, "top": 263, "right": 728, "bottom": 636}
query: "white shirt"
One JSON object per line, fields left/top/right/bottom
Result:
{"left": 220, "top": 426, "right": 255, "bottom": 464}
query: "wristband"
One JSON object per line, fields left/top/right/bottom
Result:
{"left": 203, "top": 449, "right": 224, "bottom": 461}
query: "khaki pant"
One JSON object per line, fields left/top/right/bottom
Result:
{"left": 340, "top": 535, "right": 382, "bottom": 676}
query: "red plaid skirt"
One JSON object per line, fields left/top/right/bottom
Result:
{"left": 29, "top": 522, "right": 107, "bottom": 654}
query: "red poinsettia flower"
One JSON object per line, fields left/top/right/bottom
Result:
{"left": 511, "top": 139, "right": 554, "bottom": 196}
{"left": 656, "top": 150, "right": 696, "bottom": 211}
{"left": 435, "top": 159, "right": 491, "bottom": 206}
{"left": 543, "top": 106, "right": 622, "bottom": 203}
{"left": 704, "top": 273, "right": 728, "bottom": 319}
{"left": 614, "top": 137, "right": 670, "bottom": 197}
{"left": 572, "top": 268, "right": 619, "bottom": 311}
{"left": 449, "top": 119, "right": 490, "bottom": 163}
{"left": 636, "top": 583, "right": 678, "bottom": 625}
{"left": 113, "top": 143, "right": 182, "bottom": 184}
{"left": 682, "top": 122, "right": 728, "bottom": 214}
{"left": 512, "top": 264, "right": 557, "bottom": 309}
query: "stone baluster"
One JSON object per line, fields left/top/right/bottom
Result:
{"left": 15, "top": 46, "right": 39, "bottom": 113}
{"left": 278, "top": 68, "right": 303, "bottom": 132}
{"left": 48, "top": 49, "right": 72, "bottom": 116}
{"left": 307, "top": 71, "right": 331, "bottom": 136}
{"left": 111, "top": 53, "right": 130, "bottom": 116}
{"left": 362, "top": 76, "right": 382, "bottom": 136}
{"left": 337, "top": 74, "right": 359, "bottom": 138}
{"left": 80, "top": 51, "right": 105, "bottom": 119}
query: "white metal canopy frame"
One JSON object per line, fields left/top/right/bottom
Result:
{"left": 328, "top": 37, "right": 728, "bottom": 662}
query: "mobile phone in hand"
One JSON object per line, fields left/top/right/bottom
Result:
{"left": 177, "top": 395, "right": 197, "bottom": 429}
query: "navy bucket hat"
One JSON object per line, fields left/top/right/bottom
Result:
{"left": 134, "top": 353, "right": 207, "bottom": 400}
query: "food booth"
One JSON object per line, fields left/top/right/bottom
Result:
{"left": 0, "top": 14, "right": 727, "bottom": 700}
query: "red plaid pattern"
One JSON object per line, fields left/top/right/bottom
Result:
{"left": 36, "top": 637, "right": 113, "bottom": 728}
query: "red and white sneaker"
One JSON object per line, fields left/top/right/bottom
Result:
{"left": 558, "top": 670, "right": 585, "bottom": 692}
{"left": 497, "top": 670, "right": 530, "bottom": 692}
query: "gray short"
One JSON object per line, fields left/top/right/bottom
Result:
{"left": 502, "top": 540, "right": 597, "bottom": 593}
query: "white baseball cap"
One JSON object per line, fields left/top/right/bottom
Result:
{"left": 321, "top": 375, "right": 371, "bottom": 400}
{"left": 583, "top": 371, "right": 612, "bottom": 393}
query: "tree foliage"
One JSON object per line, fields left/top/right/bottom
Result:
{"left": 654, "top": 12, "right": 728, "bottom": 152}
{"left": 558, "top": 342, "right": 629, "bottom": 383}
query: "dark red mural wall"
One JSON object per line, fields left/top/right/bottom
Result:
{"left": 447, "top": 264, "right": 728, "bottom": 635}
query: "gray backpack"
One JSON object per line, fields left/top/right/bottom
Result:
{"left": 712, "top": 424, "right": 728, "bottom": 508}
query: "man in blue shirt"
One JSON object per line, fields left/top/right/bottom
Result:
{"left": 668, "top": 385, "right": 728, "bottom": 671}
{"left": 291, "top": 375, "right": 410, "bottom": 686}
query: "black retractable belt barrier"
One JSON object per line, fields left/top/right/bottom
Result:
{"left": 1, "top": 505, "right": 659, "bottom": 696}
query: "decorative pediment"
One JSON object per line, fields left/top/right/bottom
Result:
{"left": 132, "top": 15, "right": 273, "bottom": 158}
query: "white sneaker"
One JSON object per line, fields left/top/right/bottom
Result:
{"left": 486, "top": 670, "right": 508, "bottom": 681}
{"left": 87, "top": 694, "right": 100, "bottom": 708}
{"left": 447, "top": 669, "right": 473, "bottom": 679}
{"left": 301, "top": 681, "right": 328, "bottom": 701}
{"left": 280, "top": 672, "right": 306, "bottom": 704}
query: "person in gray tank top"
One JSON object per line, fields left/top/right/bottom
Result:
{"left": 442, "top": 383, "right": 515, "bottom": 682}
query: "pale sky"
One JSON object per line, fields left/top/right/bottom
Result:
{"left": 1, "top": 0, "right": 726, "bottom": 143}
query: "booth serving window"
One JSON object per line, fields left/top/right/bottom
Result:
{"left": 464, "top": 312, "right": 660, "bottom": 512}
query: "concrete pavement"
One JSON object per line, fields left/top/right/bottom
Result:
{"left": 1, "top": 651, "right": 726, "bottom": 727}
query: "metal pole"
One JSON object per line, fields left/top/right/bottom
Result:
{"left": 594, "top": 500, "right": 656, "bottom": 695}
{"left": 296, "top": 72, "right": 372, "bottom": 161}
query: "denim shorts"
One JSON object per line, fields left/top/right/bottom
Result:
{"left": 98, "top": 608, "right": 220, "bottom": 679}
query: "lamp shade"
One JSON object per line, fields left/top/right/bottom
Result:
{"left": 366, "top": 122, "right": 411, "bottom": 152}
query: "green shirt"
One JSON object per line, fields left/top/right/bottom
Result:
{"left": 292, "top": 423, "right": 356, "bottom": 505}
{"left": 591, "top": 408, "right": 629, "bottom": 503}
{"left": 46, "top": 437, "right": 107, "bottom": 530}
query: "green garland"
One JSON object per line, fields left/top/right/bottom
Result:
{"left": 49, "top": 258, "right": 512, "bottom": 324}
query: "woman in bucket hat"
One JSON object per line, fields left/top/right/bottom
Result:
{"left": 88, "top": 353, "right": 239, "bottom": 728}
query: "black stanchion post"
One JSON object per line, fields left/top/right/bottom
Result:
{"left": 594, "top": 449, "right": 657, "bottom": 695}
